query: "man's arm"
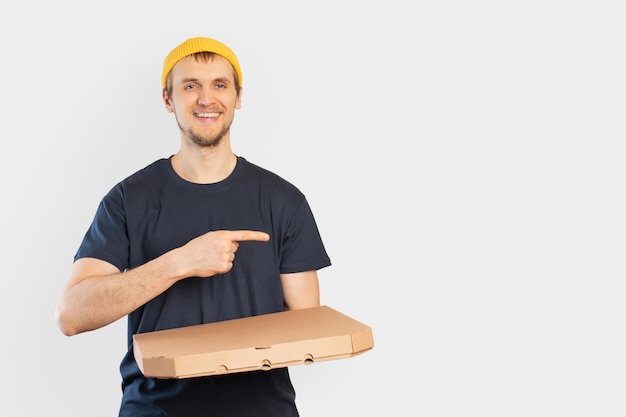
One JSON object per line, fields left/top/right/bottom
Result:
{"left": 55, "top": 254, "right": 185, "bottom": 336}
{"left": 56, "top": 230, "right": 270, "bottom": 336}
{"left": 281, "top": 270, "right": 320, "bottom": 311}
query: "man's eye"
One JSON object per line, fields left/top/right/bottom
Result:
{"left": 216, "top": 84, "right": 226, "bottom": 89}
{"left": 184, "top": 84, "right": 197, "bottom": 90}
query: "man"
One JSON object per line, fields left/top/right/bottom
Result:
{"left": 56, "top": 36, "right": 331, "bottom": 417}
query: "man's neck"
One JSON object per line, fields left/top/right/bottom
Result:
{"left": 171, "top": 146, "right": 237, "bottom": 184}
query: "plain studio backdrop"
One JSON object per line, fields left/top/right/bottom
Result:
{"left": 1, "top": 1, "right": 624, "bottom": 416}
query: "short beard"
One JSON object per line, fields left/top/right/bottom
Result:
{"left": 176, "top": 118, "right": 231, "bottom": 149}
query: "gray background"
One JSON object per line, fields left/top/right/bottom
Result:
{"left": 1, "top": 1, "right": 624, "bottom": 415}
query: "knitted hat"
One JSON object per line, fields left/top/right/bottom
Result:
{"left": 162, "top": 37, "right": 242, "bottom": 89}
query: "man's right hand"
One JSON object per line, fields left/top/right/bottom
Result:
{"left": 181, "top": 230, "right": 270, "bottom": 277}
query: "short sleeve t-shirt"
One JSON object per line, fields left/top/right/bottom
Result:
{"left": 75, "top": 156, "right": 331, "bottom": 417}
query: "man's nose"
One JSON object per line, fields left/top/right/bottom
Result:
{"left": 197, "top": 89, "right": 216, "bottom": 106}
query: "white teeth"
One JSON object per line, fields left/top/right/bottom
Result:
{"left": 197, "top": 112, "right": 219, "bottom": 118}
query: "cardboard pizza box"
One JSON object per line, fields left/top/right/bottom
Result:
{"left": 133, "top": 305, "right": 374, "bottom": 379}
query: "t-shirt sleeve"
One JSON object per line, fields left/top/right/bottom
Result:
{"left": 279, "top": 196, "right": 331, "bottom": 274}
{"left": 74, "top": 184, "right": 130, "bottom": 272}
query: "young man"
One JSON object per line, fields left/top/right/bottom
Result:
{"left": 56, "top": 37, "right": 331, "bottom": 417}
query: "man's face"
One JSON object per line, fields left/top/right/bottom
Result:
{"left": 164, "top": 55, "right": 241, "bottom": 148}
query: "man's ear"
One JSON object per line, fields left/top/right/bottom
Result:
{"left": 162, "top": 89, "right": 174, "bottom": 113}
{"left": 235, "top": 86, "right": 243, "bottom": 110}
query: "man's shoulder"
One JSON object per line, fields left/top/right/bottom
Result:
{"left": 238, "top": 157, "right": 297, "bottom": 189}
{"left": 122, "top": 158, "right": 170, "bottom": 184}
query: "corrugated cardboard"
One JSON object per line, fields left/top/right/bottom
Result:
{"left": 133, "top": 305, "right": 374, "bottom": 379}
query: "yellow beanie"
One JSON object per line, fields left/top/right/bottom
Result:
{"left": 162, "top": 37, "right": 242, "bottom": 89}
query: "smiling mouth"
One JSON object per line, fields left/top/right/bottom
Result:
{"left": 195, "top": 112, "right": 220, "bottom": 118}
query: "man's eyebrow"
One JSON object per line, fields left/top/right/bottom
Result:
{"left": 212, "top": 77, "right": 232, "bottom": 84}
{"left": 180, "top": 77, "right": 231, "bottom": 84}
{"left": 181, "top": 77, "right": 200, "bottom": 84}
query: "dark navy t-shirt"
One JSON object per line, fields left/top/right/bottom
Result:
{"left": 75, "top": 156, "right": 331, "bottom": 417}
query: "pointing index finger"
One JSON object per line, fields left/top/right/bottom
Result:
{"left": 227, "top": 230, "right": 270, "bottom": 242}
